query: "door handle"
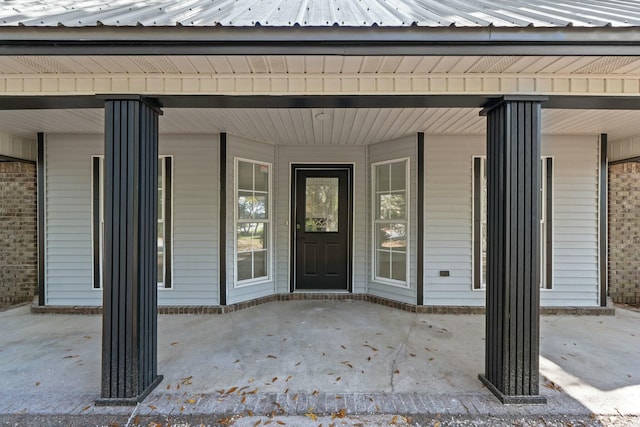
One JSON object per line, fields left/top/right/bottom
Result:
{"left": 296, "top": 223, "right": 301, "bottom": 230}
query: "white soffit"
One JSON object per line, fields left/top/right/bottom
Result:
{"left": 2, "top": 55, "right": 640, "bottom": 76}
{"left": 0, "top": 108, "right": 638, "bottom": 144}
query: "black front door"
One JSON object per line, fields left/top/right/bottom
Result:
{"left": 292, "top": 166, "right": 352, "bottom": 290}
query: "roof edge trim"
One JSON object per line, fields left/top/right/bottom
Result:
{"left": 2, "top": 26, "right": 640, "bottom": 55}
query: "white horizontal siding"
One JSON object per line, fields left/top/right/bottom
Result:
{"left": 368, "top": 135, "right": 417, "bottom": 305}
{"left": 423, "top": 134, "right": 600, "bottom": 307}
{"left": 45, "top": 134, "right": 101, "bottom": 306}
{"left": 543, "top": 135, "right": 600, "bottom": 307}
{"left": 45, "top": 133, "right": 219, "bottom": 306}
{"left": 226, "top": 134, "right": 276, "bottom": 304}
{"left": 275, "top": 145, "right": 368, "bottom": 294}
{"left": 160, "top": 134, "right": 219, "bottom": 305}
{"left": 423, "top": 135, "right": 479, "bottom": 306}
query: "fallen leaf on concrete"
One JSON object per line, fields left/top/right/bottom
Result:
{"left": 335, "top": 377, "right": 341, "bottom": 382}
{"left": 341, "top": 361, "right": 353, "bottom": 368}
{"left": 35, "top": 382, "right": 40, "bottom": 386}
{"left": 179, "top": 406, "right": 185, "bottom": 412}
{"left": 293, "top": 394, "right": 299, "bottom": 401}
{"left": 286, "top": 375, "right": 292, "bottom": 382}
{"left": 241, "top": 396, "right": 246, "bottom": 403}
{"left": 543, "top": 380, "right": 562, "bottom": 392}
{"left": 390, "top": 415, "right": 398, "bottom": 424}
{"left": 253, "top": 420, "right": 261, "bottom": 426}
{"left": 409, "top": 353, "right": 416, "bottom": 357}
{"left": 180, "top": 376, "right": 193, "bottom": 385}
{"left": 276, "top": 421, "right": 285, "bottom": 425}
{"left": 148, "top": 404, "right": 157, "bottom": 410}
{"left": 63, "top": 355, "right": 79, "bottom": 359}
{"left": 81, "top": 405, "right": 91, "bottom": 412}
{"left": 394, "top": 370, "right": 400, "bottom": 374}
{"left": 295, "top": 362, "right": 301, "bottom": 366}
{"left": 312, "top": 390, "right": 319, "bottom": 395}
{"left": 226, "top": 387, "right": 238, "bottom": 395}
{"left": 170, "top": 342, "right": 178, "bottom": 346}
{"left": 284, "top": 388, "right": 289, "bottom": 394}
{"left": 363, "top": 344, "right": 378, "bottom": 352}
{"left": 272, "top": 377, "right": 278, "bottom": 383}
{"left": 434, "top": 421, "right": 441, "bottom": 427}
{"left": 83, "top": 336, "right": 91, "bottom": 339}
{"left": 234, "top": 359, "right": 240, "bottom": 363}
{"left": 305, "top": 413, "right": 317, "bottom": 421}
{"left": 267, "top": 355, "right": 278, "bottom": 359}
{"left": 341, "top": 345, "right": 346, "bottom": 349}
{"left": 334, "top": 408, "right": 346, "bottom": 419}
{"left": 186, "top": 397, "right": 197, "bottom": 404}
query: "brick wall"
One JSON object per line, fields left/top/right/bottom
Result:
{"left": 608, "top": 162, "right": 640, "bottom": 307}
{"left": 0, "top": 161, "right": 37, "bottom": 306}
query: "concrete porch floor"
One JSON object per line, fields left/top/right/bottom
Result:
{"left": 0, "top": 299, "right": 638, "bottom": 426}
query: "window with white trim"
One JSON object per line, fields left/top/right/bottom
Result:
{"left": 235, "top": 159, "right": 271, "bottom": 285}
{"left": 472, "top": 156, "right": 552, "bottom": 290}
{"left": 372, "top": 159, "right": 409, "bottom": 286}
{"left": 92, "top": 156, "right": 172, "bottom": 289}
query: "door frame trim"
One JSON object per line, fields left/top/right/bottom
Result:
{"left": 290, "top": 163, "right": 354, "bottom": 293}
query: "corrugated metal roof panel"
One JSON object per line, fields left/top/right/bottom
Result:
{"left": 1, "top": 0, "right": 640, "bottom": 28}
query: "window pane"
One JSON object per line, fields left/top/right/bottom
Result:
{"left": 390, "top": 162, "right": 406, "bottom": 191}
{"left": 157, "top": 222, "right": 164, "bottom": 284}
{"left": 253, "top": 250, "right": 267, "bottom": 278}
{"left": 252, "top": 194, "right": 268, "bottom": 220}
{"left": 237, "top": 223, "right": 256, "bottom": 253}
{"left": 157, "top": 160, "right": 163, "bottom": 220}
{"left": 238, "top": 161, "right": 254, "bottom": 191}
{"left": 254, "top": 163, "right": 269, "bottom": 192}
{"left": 391, "top": 252, "right": 406, "bottom": 282}
{"left": 305, "top": 177, "right": 339, "bottom": 232}
{"left": 237, "top": 253, "right": 252, "bottom": 281}
{"left": 238, "top": 191, "right": 254, "bottom": 219}
{"left": 377, "top": 223, "right": 406, "bottom": 250}
{"left": 378, "top": 193, "right": 406, "bottom": 220}
{"left": 376, "top": 250, "right": 390, "bottom": 279}
{"left": 376, "top": 164, "right": 390, "bottom": 192}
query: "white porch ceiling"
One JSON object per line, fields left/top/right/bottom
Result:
{"left": 0, "top": 107, "right": 638, "bottom": 144}
{"left": 3, "top": 55, "right": 640, "bottom": 76}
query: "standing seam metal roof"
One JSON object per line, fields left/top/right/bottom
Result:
{"left": 2, "top": 0, "right": 640, "bottom": 28}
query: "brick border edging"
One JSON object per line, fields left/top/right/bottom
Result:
{"left": 30, "top": 293, "right": 615, "bottom": 316}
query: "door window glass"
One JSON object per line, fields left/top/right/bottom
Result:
{"left": 305, "top": 177, "right": 339, "bottom": 232}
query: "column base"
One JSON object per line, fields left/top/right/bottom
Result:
{"left": 478, "top": 374, "right": 547, "bottom": 405}
{"left": 95, "top": 375, "right": 163, "bottom": 406}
